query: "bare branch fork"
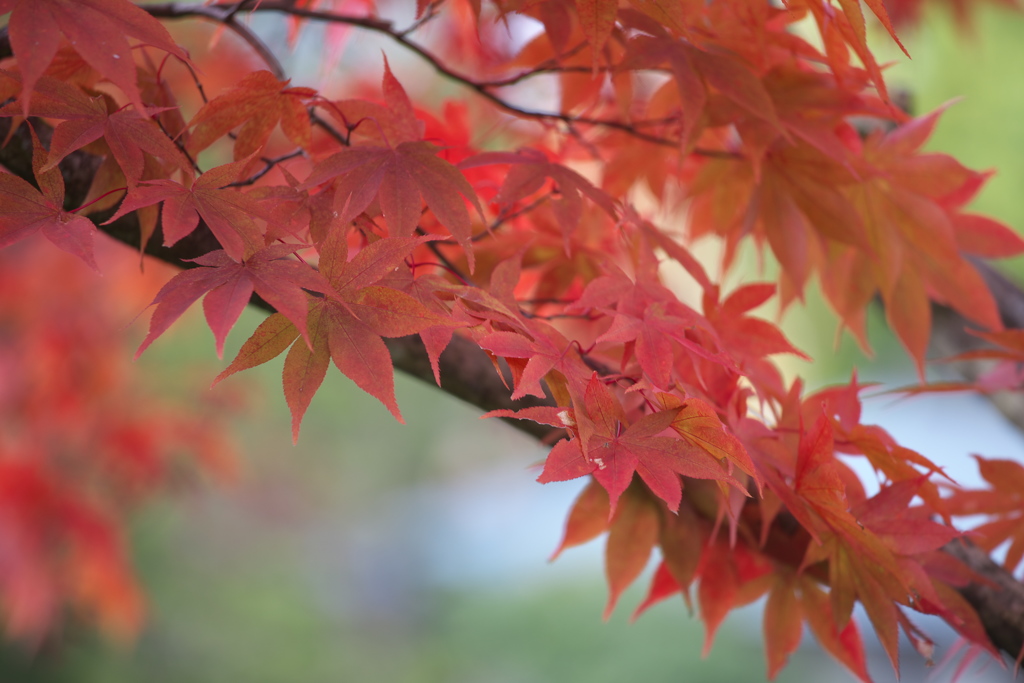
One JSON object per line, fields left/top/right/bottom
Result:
{"left": 3, "top": 9, "right": 1024, "bottom": 665}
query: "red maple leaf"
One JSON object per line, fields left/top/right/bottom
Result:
{"left": 477, "top": 320, "right": 591, "bottom": 400}
{"left": 539, "top": 375, "right": 742, "bottom": 513}
{"left": 0, "top": 129, "right": 97, "bottom": 269}
{"left": 461, "top": 148, "right": 618, "bottom": 250}
{"left": 322, "top": 56, "right": 425, "bottom": 148}
{"left": 301, "top": 63, "right": 483, "bottom": 266}
{"left": 105, "top": 156, "right": 267, "bottom": 260}
{"left": 135, "top": 243, "right": 333, "bottom": 359}
{"left": 301, "top": 141, "right": 483, "bottom": 267}
{"left": 621, "top": 31, "right": 783, "bottom": 147}
{"left": 216, "top": 231, "right": 455, "bottom": 439}
{"left": 1, "top": 74, "right": 191, "bottom": 186}
{"left": 575, "top": 0, "right": 618, "bottom": 53}
{"left": 0, "top": 0, "right": 188, "bottom": 115}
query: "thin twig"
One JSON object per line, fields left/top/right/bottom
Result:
{"left": 417, "top": 228, "right": 473, "bottom": 285}
{"left": 473, "top": 194, "right": 552, "bottom": 242}
{"left": 145, "top": 1, "right": 286, "bottom": 79}
{"left": 310, "top": 110, "right": 350, "bottom": 146}
{"left": 473, "top": 42, "right": 593, "bottom": 87}
{"left": 227, "top": 149, "right": 305, "bottom": 187}
{"left": 143, "top": 2, "right": 739, "bottom": 156}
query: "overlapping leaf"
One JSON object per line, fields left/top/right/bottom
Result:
{"left": 477, "top": 320, "right": 591, "bottom": 400}
{"left": 461, "top": 148, "right": 617, "bottom": 251}
{"left": 602, "top": 483, "right": 659, "bottom": 618}
{"left": 0, "top": 0, "right": 188, "bottom": 115}
{"left": 105, "top": 156, "right": 266, "bottom": 260}
{"left": 657, "top": 393, "right": 758, "bottom": 482}
{"left": 186, "top": 70, "right": 317, "bottom": 160}
{"left": 302, "top": 141, "right": 483, "bottom": 266}
{"left": 0, "top": 77, "right": 192, "bottom": 186}
{"left": 0, "top": 130, "right": 97, "bottom": 269}
{"left": 539, "top": 375, "right": 743, "bottom": 513}
{"left": 575, "top": 0, "right": 618, "bottom": 53}
{"left": 218, "top": 231, "right": 455, "bottom": 439}
{"left": 691, "top": 106, "right": 1007, "bottom": 371}
{"left": 945, "top": 456, "right": 1024, "bottom": 572}
{"left": 135, "top": 243, "right": 332, "bottom": 359}
{"left": 301, "top": 64, "right": 482, "bottom": 267}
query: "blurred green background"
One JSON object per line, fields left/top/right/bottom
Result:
{"left": 5, "top": 3, "right": 1024, "bottom": 683}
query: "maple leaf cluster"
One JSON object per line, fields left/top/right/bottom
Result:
{"left": 2, "top": 0, "right": 1024, "bottom": 679}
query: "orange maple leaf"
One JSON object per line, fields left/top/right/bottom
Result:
{"left": 186, "top": 70, "right": 317, "bottom": 160}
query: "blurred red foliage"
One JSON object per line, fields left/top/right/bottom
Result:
{"left": 0, "top": 239, "right": 238, "bottom": 642}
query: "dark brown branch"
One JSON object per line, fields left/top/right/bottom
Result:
{"left": 930, "top": 259, "right": 1024, "bottom": 436}
{"left": 227, "top": 149, "right": 305, "bottom": 187}
{"left": 944, "top": 539, "right": 1024, "bottom": 661}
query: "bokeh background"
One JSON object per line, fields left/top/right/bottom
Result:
{"left": 4, "top": 3, "right": 1024, "bottom": 682}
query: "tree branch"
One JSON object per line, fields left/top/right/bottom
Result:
{"left": 930, "top": 259, "right": 1024, "bottom": 435}
{"left": 944, "top": 539, "right": 1024, "bottom": 660}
